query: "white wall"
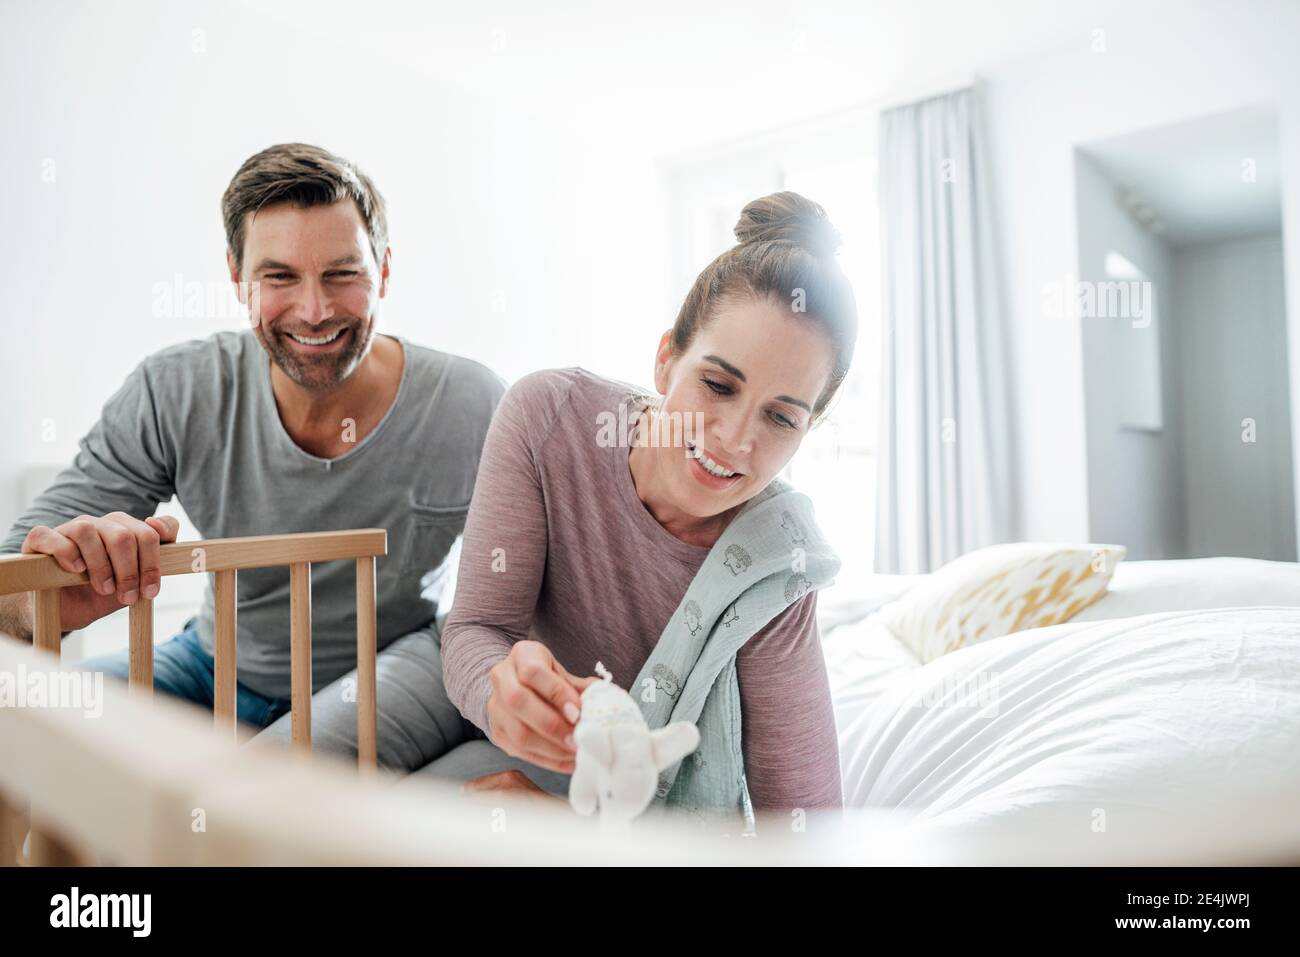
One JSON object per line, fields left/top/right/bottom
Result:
{"left": 1174, "top": 234, "right": 1296, "bottom": 560}
{"left": 0, "top": 0, "right": 673, "bottom": 535}
{"left": 982, "top": 1, "right": 1300, "bottom": 545}
{"left": 1074, "top": 153, "right": 1186, "bottom": 558}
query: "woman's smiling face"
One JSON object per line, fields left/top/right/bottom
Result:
{"left": 646, "top": 294, "right": 836, "bottom": 523}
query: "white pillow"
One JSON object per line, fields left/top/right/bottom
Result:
{"left": 1073, "top": 557, "right": 1300, "bottom": 621}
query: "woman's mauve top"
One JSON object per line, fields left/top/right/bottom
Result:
{"left": 440, "top": 367, "right": 842, "bottom": 810}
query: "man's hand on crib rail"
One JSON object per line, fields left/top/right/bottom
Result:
{"left": 486, "top": 640, "right": 599, "bottom": 774}
{"left": 19, "top": 512, "right": 180, "bottom": 632}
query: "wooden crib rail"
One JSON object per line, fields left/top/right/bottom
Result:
{"left": 0, "top": 529, "right": 387, "bottom": 594}
{"left": 0, "top": 528, "right": 386, "bottom": 756}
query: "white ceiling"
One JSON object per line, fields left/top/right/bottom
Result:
{"left": 1079, "top": 104, "right": 1283, "bottom": 246}
{"left": 239, "top": 0, "right": 1177, "bottom": 156}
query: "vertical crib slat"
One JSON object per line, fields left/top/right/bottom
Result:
{"left": 31, "top": 589, "right": 60, "bottom": 656}
{"left": 356, "top": 556, "right": 377, "bottom": 771}
{"left": 0, "top": 794, "right": 15, "bottom": 866}
{"left": 213, "top": 569, "right": 238, "bottom": 737}
{"left": 27, "top": 590, "right": 80, "bottom": 864}
{"left": 128, "top": 599, "right": 153, "bottom": 699}
{"left": 290, "top": 561, "right": 312, "bottom": 753}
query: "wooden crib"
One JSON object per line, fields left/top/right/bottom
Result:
{"left": 0, "top": 628, "right": 752, "bottom": 867}
{"left": 0, "top": 526, "right": 788, "bottom": 866}
{"left": 0, "top": 528, "right": 387, "bottom": 865}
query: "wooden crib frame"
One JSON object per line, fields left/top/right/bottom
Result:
{"left": 0, "top": 621, "right": 772, "bottom": 866}
{"left": 0, "top": 528, "right": 386, "bottom": 865}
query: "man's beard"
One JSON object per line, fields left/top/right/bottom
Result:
{"left": 258, "top": 320, "right": 373, "bottom": 392}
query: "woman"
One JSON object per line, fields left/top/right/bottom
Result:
{"left": 438, "top": 191, "right": 858, "bottom": 819}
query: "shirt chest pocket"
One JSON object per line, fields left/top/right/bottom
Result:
{"left": 400, "top": 502, "right": 470, "bottom": 575}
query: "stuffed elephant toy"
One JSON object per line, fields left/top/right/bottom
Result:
{"left": 568, "top": 663, "right": 700, "bottom": 827}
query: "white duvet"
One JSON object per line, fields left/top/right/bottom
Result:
{"left": 834, "top": 606, "right": 1300, "bottom": 842}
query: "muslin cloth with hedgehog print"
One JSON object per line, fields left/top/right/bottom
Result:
{"left": 631, "top": 476, "right": 840, "bottom": 832}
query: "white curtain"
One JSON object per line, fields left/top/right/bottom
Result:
{"left": 874, "top": 86, "right": 1014, "bottom": 574}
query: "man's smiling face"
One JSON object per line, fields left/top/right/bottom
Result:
{"left": 231, "top": 198, "right": 388, "bottom": 392}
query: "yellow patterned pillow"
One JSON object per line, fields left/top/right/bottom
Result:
{"left": 876, "top": 543, "right": 1126, "bottom": 663}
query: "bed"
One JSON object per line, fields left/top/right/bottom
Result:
{"left": 817, "top": 556, "right": 1300, "bottom": 860}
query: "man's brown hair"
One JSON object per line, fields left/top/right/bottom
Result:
{"left": 222, "top": 143, "right": 388, "bottom": 273}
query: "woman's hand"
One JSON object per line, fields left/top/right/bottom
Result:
{"left": 462, "top": 770, "right": 564, "bottom": 806}
{"left": 487, "top": 640, "right": 597, "bottom": 773}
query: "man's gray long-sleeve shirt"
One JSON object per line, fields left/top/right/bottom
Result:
{"left": 1, "top": 330, "right": 505, "bottom": 698}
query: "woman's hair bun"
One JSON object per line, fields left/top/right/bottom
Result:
{"left": 733, "top": 191, "right": 841, "bottom": 259}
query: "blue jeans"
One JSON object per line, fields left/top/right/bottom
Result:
{"left": 76, "top": 617, "right": 292, "bottom": 729}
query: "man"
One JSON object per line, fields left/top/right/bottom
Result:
{"left": 0, "top": 143, "right": 504, "bottom": 770}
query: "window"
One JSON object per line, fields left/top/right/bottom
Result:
{"left": 663, "top": 114, "right": 880, "bottom": 574}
